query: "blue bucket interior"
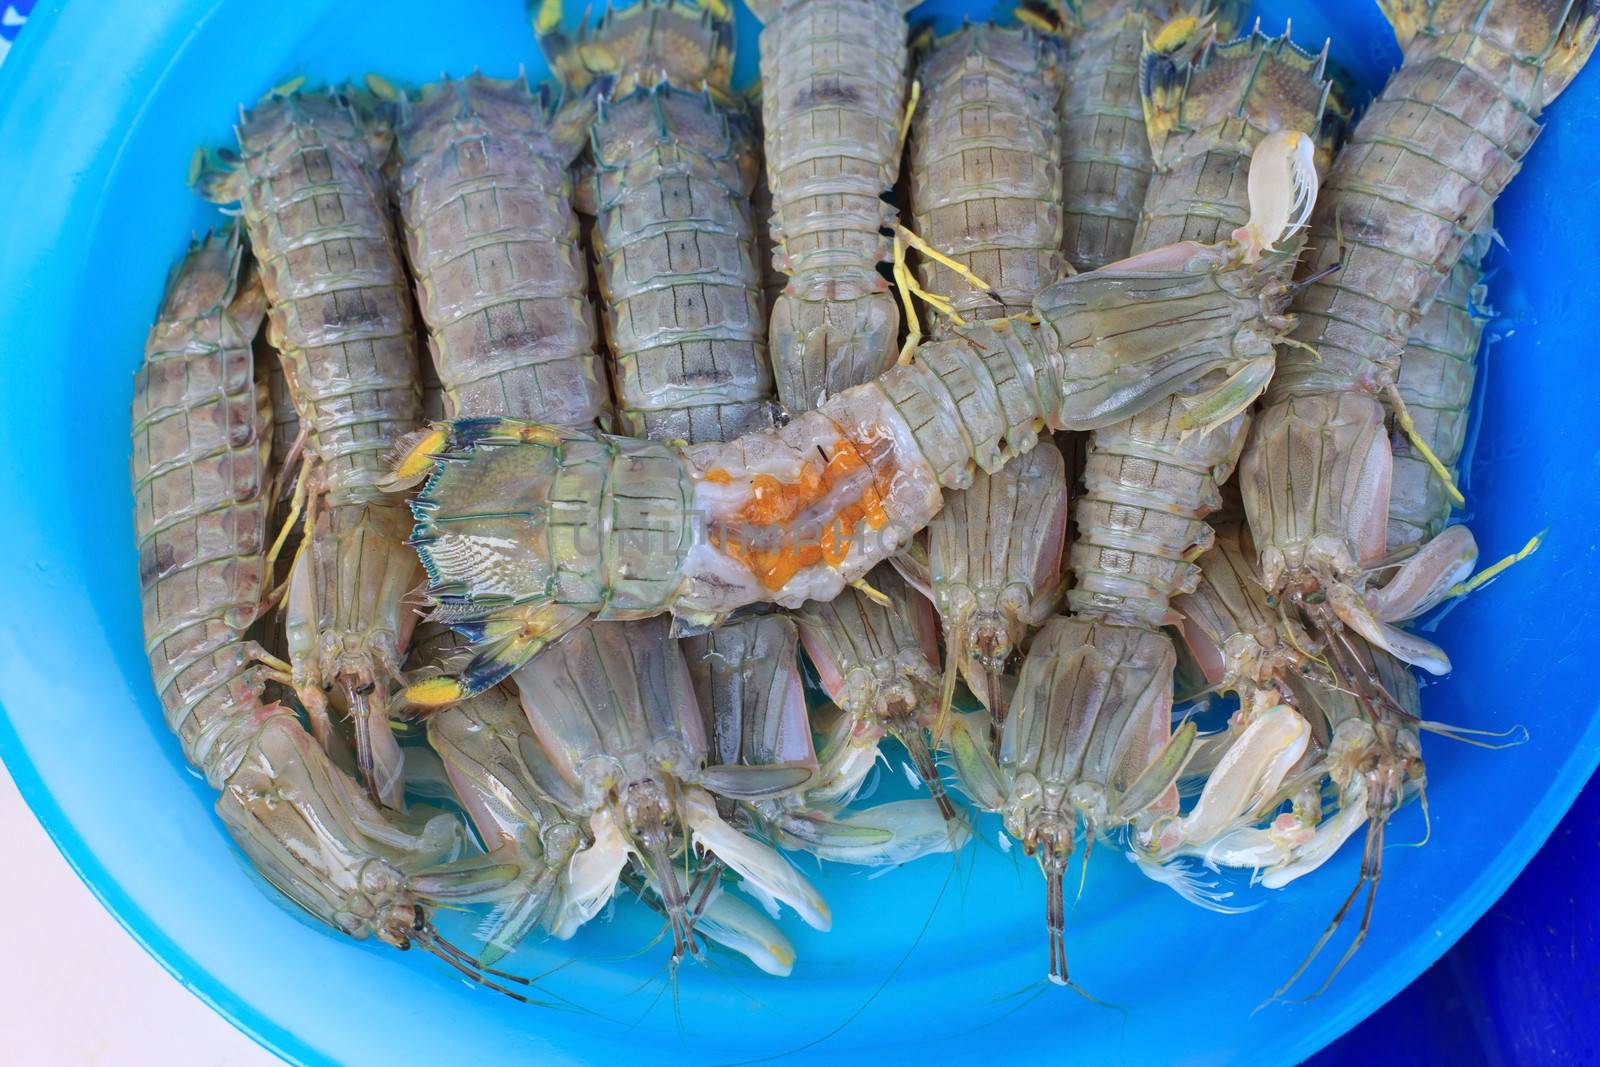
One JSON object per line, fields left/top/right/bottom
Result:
{"left": 0, "top": 2, "right": 1595, "bottom": 1064}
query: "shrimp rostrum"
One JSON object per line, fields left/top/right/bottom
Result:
{"left": 197, "top": 86, "right": 428, "bottom": 809}
{"left": 398, "top": 129, "right": 1322, "bottom": 706}
{"left": 133, "top": 229, "right": 535, "bottom": 999}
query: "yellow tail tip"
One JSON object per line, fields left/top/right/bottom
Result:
{"left": 364, "top": 72, "right": 403, "bottom": 102}
{"left": 404, "top": 676, "right": 468, "bottom": 709}
{"left": 392, "top": 426, "right": 449, "bottom": 482}
{"left": 1150, "top": 14, "right": 1202, "bottom": 53}
{"left": 533, "top": 0, "right": 563, "bottom": 35}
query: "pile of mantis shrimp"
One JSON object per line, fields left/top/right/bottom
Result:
{"left": 130, "top": 0, "right": 1595, "bottom": 1002}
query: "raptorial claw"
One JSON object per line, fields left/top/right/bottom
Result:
{"left": 1231, "top": 129, "right": 1318, "bottom": 263}
{"left": 1366, "top": 524, "right": 1477, "bottom": 622}
{"left": 683, "top": 787, "right": 831, "bottom": 931}
{"left": 1329, "top": 582, "right": 1450, "bottom": 676}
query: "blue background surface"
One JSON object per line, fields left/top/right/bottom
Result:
{"left": 0, "top": 1, "right": 1595, "bottom": 1064}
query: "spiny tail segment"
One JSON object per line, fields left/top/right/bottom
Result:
{"left": 1379, "top": 0, "right": 1600, "bottom": 97}
{"left": 534, "top": 0, "right": 736, "bottom": 101}
{"left": 1139, "top": 26, "right": 1333, "bottom": 251}
{"left": 1056, "top": 1, "right": 1246, "bottom": 270}
{"left": 400, "top": 420, "right": 693, "bottom": 706}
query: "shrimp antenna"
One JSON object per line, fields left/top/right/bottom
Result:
{"left": 413, "top": 916, "right": 545, "bottom": 1005}
{"left": 1293, "top": 815, "right": 1387, "bottom": 1002}
{"left": 1419, "top": 719, "right": 1530, "bottom": 749}
{"left": 895, "top": 719, "right": 959, "bottom": 822}
{"left": 1397, "top": 781, "right": 1432, "bottom": 849}
{"left": 1287, "top": 258, "right": 1342, "bottom": 295}
{"left": 1260, "top": 813, "right": 1384, "bottom": 1008}
{"left": 422, "top": 939, "right": 535, "bottom": 1002}
{"left": 932, "top": 627, "right": 963, "bottom": 745}
{"left": 419, "top": 916, "right": 601, "bottom": 1014}
{"left": 1045, "top": 855, "right": 1069, "bottom": 987}
{"left": 1076, "top": 831, "right": 1093, "bottom": 904}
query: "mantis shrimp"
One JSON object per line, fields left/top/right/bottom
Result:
{"left": 509, "top": 617, "right": 830, "bottom": 961}
{"left": 748, "top": 0, "right": 914, "bottom": 412}
{"left": 398, "top": 123, "right": 1318, "bottom": 704}
{"left": 426, "top": 672, "right": 800, "bottom": 973}
{"left": 133, "top": 227, "right": 536, "bottom": 998}
{"left": 197, "top": 85, "right": 426, "bottom": 809}
{"left": 1240, "top": 1, "right": 1597, "bottom": 684}
{"left": 900, "top": 22, "right": 1071, "bottom": 724}
{"left": 1055, "top": 0, "right": 1245, "bottom": 270}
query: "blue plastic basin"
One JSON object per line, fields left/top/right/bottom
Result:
{"left": 0, "top": 2, "right": 1595, "bottom": 1064}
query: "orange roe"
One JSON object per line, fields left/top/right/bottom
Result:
{"left": 707, "top": 438, "right": 892, "bottom": 590}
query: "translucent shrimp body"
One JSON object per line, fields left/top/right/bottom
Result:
{"left": 134, "top": 230, "right": 524, "bottom": 989}
{"left": 200, "top": 87, "right": 426, "bottom": 808}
